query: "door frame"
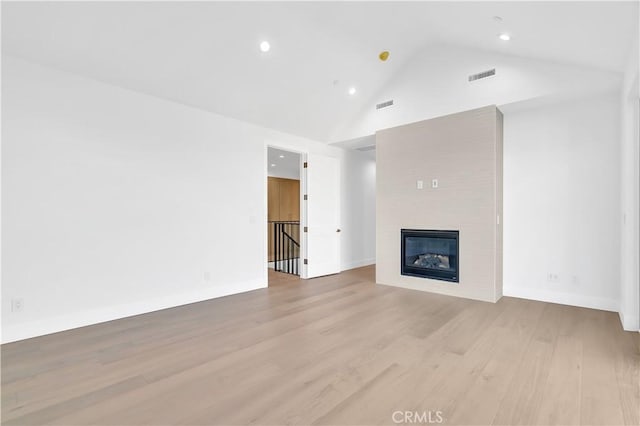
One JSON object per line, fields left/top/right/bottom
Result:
{"left": 264, "top": 142, "right": 308, "bottom": 280}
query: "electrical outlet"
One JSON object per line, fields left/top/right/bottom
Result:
{"left": 11, "top": 298, "right": 24, "bottom": 313}
{"left": 547, "top": 273, "right": 560, "bottom": 283}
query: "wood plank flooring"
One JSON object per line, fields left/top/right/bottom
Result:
{"left": 2, "top": 266, "right": 639, "bottom": 425}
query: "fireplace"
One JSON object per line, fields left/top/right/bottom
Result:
{"left": 401, "top": 229, "right": 459, "bottom": 282}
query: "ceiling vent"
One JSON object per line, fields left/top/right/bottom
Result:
{"left": 376, "top": 100, "right": 394, "bottom": 110}
{"left": 468, "top": 68, "right": 496, "bottom": 82}
{"left": 356, "top": 145, "right": 376, "bottom": 152}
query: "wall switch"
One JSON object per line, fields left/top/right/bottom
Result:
{"left": 416, "top": 180, "right": 424, "bottom": 189}
{"left": 11, "top": 298, "right": 24, "bottom": 313}
{"left": 431, "top": 179, "right": 439, "bottom": 189}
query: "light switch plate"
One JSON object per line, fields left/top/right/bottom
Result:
{"left": 431, "top": 179, "right": 438, "bottom": 188}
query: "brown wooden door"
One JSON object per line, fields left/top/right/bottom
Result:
{"left": 267, "top": 177, "right": 300, "bottom": 262}
{"left": 278, "top": 178, "right": 300, "bottom": 222}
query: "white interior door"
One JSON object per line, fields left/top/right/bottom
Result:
{"left": 304, "top": 153, "right": 340, "bottom": 278}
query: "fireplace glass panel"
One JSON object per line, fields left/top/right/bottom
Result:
{"left": 401, "top": 229, "right": 459, "bottom": 282}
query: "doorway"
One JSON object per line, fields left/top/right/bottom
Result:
{"left": 267, "top": 147, "right": 301, "bottom": 282}
{"left": 265, "top": 144, "right": 342, "bottom": 285}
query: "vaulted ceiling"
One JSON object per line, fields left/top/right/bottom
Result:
{"left": 3, "top": 2, "right": 638, "bottom": 143}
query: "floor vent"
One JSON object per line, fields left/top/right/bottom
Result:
{"left": 376, "top": 100, "right": 394, "bottom": 110}
{"left": 468, "top": 68, "right": 496, "bottom": 82}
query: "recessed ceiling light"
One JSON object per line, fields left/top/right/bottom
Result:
{"left": 348, "top": 87, "right": 356, "bottom": 95}
{"left": 279, "top": 155, "right": 285, "bottom": 158}
{"left": 260, "top": 41, "right": 271, "bottom": 52}
{"left": 271, "top": 163, "right": 276, "bottom": 167}
{"left": 499, "top": 33, "right": 511, "bottom": 41}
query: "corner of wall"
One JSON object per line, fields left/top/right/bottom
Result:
{"left": 341, "top": 258, "right": 375, "bottom": 272}
{"left": 618, "top": 27, "right": 640, "bottom": 332}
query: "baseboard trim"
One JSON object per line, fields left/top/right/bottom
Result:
{"left": 341, "top": 258, "right": 375, "bottom": 272}
{"left": 618, "top": 309, "right": 640, "bottom": 332}
{"left": 377, "top": 279, "right": 498, "bottom": 303}
{"left": 503, "top": 286, "right": 618, "bottom": 313}
{"left": 1, "top": 279, "right": 266, "bottom": 344}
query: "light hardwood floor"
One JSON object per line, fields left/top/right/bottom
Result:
{"left": 2, "top": 266, "right": 639, "bottom": 425}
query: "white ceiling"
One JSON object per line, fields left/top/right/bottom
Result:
{"left": 3, "top": 1, "right": 638, "bottom": 143}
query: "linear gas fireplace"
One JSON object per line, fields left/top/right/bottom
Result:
{"left": 401, "top": 229, "right": 459, "bottom": 282}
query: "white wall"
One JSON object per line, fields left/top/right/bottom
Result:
{"left": 1, "top": 56, "right": 375, "bottom": 343}
{"left": 503, "top": 94, "right": 621, "bottom": 312}
{"left": 619, "top": 26, "right": 640, "bottom": 331}
{"left": 340, "top": 149, "right": 376, "bottom": 271}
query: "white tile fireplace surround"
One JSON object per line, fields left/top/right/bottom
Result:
{"left": 376, "top": 106, "right": 503, "bottom": 302}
